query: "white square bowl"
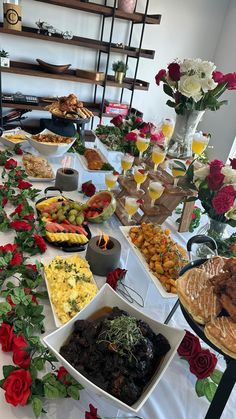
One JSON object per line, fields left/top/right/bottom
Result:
{"left": 43, "top": 284, "right": 184, "bottom": 413}
{"left": 27, "top": 129, "right": 76, "bottom": 157}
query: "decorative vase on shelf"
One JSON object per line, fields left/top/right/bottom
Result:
{"left": 167, "top": 110, "right": 205, "bottom": 159}
{"left": 118, "top": 0, "right": 136, "bottom": 13}
{"left": 114, "top": 71, "right": 125, "bottom": 84}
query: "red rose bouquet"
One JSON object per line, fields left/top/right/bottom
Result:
{"left": 193, "top": 159, "right": 236, "bottom": 227}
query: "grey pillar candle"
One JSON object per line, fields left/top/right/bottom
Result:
{"left": 86, "top": 236, "right": 121, "bottom": 276}
{"left": 55, "top": 168, "right": 79, "bottom": 191}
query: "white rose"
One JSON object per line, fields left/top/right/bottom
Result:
{"left": 194, "top": 165, "right": 210, "bottom": 181}
{"left": 201, "top": 78, "right": 218, "bottom": 93}
{"left": 225, "top": 203, "right": 236, "bottom": 220}
{"left": 221, "top": 166, "right": 236, "bottom": 184}
{"left": 180, "top": 59, "right": 197, "bottom": 74}
{"left": 197, "top": 60, "right": 216, "bottom": 78}
{"left": 179, "top": 75, "right": 203, "bottom": 102}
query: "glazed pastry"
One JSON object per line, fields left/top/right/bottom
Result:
{"left": 205, "top": 317, "right": 236, "bottom": 359}
{"left": 199, "top": 256, "right": 226, "bottom": 276}
{"left": 176, "top": 268, "right": 221, "bottom": 324}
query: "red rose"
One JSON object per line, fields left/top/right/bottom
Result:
{"left": 155, "top": 69, "right": 167, "bottom": 86}
{"left": 135, "top": 117, "right": 143, "bottom": 124}
{"left": 24, "top": 288, "right": 38, "bottom": 304}
{"left": 17, "top": 180, "right": 32, "bottom": 190}
{"left": 230, "top": 158, "right": 236, "bottom": 169}
{"left": 57, "top": 366, "right": 70, "bottom": 385}
{"left": 9, "top": 220, "right": 32, "bottom": 231}
{"left": 212, "top": 71, "right": 224, "bottom": 83}
{"left": 12, "top": 335, "right": 31, "bottom": 368}
{"left": 151, "top": 131, "right": 165, "bottom": 142}
{"left": 15, "top": 147, "right": 23, "bottom": 156}
{"left": 23, "top": 213, "right": 35, "bottom": 221}
{"left": 209, "top": 159, "right": 224, "bottom": 173}
{"left": 139, "top": 122, "right": 155, "bottom": 135}
{"left": 177, "top": 330, "right": 201, "bottom": 359}
{"left": 212, "top": 191, "right": 234, "bottom": 214}
{"left": 0, "top": 243, "right": 17, "bottom": 253}
{"left": 10, "top": 204, "right": 23, "bottom": 216}
{"left": 125, "top": 132, "right": 137, "bottom": 141}
{"left": 85, "top": 404, "right": 100, "bottom": 419}
{"left": 9, "top": 252, "right": 23, "bottom": 266}
{"left": 207, "top": 172, "right": 224, "bottom": 190}
{"left": 168, "top": 62, "right": 181, "bottom": 81}
{"left": 189, "top": 349, "right": 217, "bottom": 379}
{"left": 0, "top": 323, "right": 14, "bottom": 352}
{"left": 4, "top": 159, "right": 17, "bottom": 170}
{"left": 110, "top": 115, "right": 123, "bottom": 126}
{"left": 106, "top": 268, "right": 127, "bottom": 290}
{"left": 26, "top": 264, "right": 37, "bottom": 272}
{"left": 7, "top": 295, "right": 15, "bottom": 307}
{"left": 34, "top": 234, "right": 47, "bottom": 253}
{"left": 82, "top": 181, "right": 96, "bottom": 197}
{"left": 220, "top": 185, "right": 236, "bottom": 197}
{"left": 2, "top": 369, "right": 32, "bottom": 407}
{"left": 223, "top": 72, "right": 236, "bottom": 90}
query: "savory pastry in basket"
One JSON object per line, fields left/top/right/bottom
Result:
{"left": 45, "top": 93, "right": 94, "bottom": 120}
{"left": 205, "top": 317, "right": 236, "bottom": 359}
{"left": 176, "top": 268, "right": 221, "bottom": 324}
{"left": 23, "top": 154, "right": 54, "bottom": 178}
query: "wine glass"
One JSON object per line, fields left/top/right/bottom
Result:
{"left": 148, "top": 181, "right": 165, "bottom": 207}
{"left": 151, "top": 145, "right": 166, "bottom": 171}
{"left": 192, "top": 132, "right": 209, "bottom": 156}
{"left": 121, "top": 154, "right": 134, "bottom": 176}
{"left": 161, "top": 118, "right": 174, "bottom": 142}
{"left": 105, "top": 172, "right": 119, "bottom": 191}
{"left": 133, "top": 167, "right": 147, "bottom": 191}
{"left": 124, "top": 197, "right": 140, "bottom": 223}
{"left": 136, "top": 136, "right": 150, "bottom": 159}
{"left": 171, "top": 160, "right": 186, "bottom": 187}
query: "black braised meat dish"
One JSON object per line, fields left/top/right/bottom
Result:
{"left": 60, "top": 307, "right": 170, "bottom": 406}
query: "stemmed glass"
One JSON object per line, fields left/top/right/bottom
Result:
{"left": 125, "top": 197, "right": 142, "bottom": 223}
{"left": 170, "top": 161, "right": 186, "bottom": 187}
{"left": 136, "top": 136, "right": 150, "bottom": 159}
{"left": 151, "top": 145, "right": 166, "bottom": 171}
{"left": 105, "top": 171, "right": 119, "bottom": 191}
{"left": 133, "top": 167, "right": 147, "bottom": 191}
{"left": 148, "top": 181, "right": 165, "bottom": 207}
{"left": 161, "top": 118, "right": 174, "bottom": 142}
{"left": 121, "top": 154, "right": 134, "bottom": 176}
{"left": 192, "top": 132, "right": 210, "bottom": 156}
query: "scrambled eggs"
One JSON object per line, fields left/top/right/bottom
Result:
{"left": 44, "top": 255, "right": 97, "bottom": 324}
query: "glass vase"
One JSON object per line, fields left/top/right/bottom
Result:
{"left": 168, "top": 110, "right": 205, "bottom": 158}
{"left": 196, "top": 217, "right": 230, "bottom": 258}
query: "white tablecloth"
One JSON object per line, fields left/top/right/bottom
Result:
{"left": 0, "top": 146, "right": 235, "bottom": 419}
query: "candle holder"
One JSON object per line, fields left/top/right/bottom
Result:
{"left": 86, "top": 235, "right": 121, "bottom": 276}
{"left": 55, "top": 167, "right": 78, "bottom": 191}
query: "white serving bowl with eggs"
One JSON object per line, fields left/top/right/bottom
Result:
{"left": 43, "top": 284, "right": 184, "bottom": 413}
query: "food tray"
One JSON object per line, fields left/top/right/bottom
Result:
{"left": 43, "top": 256, "right": 98, "bottom": 328}
{"left": 120, "top": 226, "right": 180, "bottom": 298}
{"left": 0, "top": 128, "right": 31, "bottom": 149}
{"left": 76, "top": 148, "right": 112, "bottom": 173}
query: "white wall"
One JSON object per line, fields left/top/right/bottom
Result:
{"left": 200, "top": 0, "right": 236, "bottom": 161}
{"left": 0, "top": 0, "right": 230, "bottom": 143}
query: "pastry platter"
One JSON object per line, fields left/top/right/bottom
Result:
{"left": 119, "top": 224, "right": 188, "bottom": 298}
{"left": 76, "top": 148, "right": 112, "bottom": 172}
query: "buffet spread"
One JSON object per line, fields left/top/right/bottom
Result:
{"left": 0, "top": 114, "right": 235, "bottom": 419}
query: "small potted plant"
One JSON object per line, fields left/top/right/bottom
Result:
{"left": 0, "top": 49, "right": 10, "bottom": 68}
{"left": 112, "top": 60, "right": 128, "bottom": 84}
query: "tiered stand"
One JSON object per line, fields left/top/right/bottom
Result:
{"left": 115, "top": 166, "right": 196, "bottom": 230}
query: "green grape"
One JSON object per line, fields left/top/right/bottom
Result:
{"left": 42, "top": 212, "right": 50, "bottom": 218}
{"left": 76, "top": 214, "right": 84, "bottom": 225}
{"left": 51, "top": 213, "right": 57, "bottom": 220}
{"left": 68, "top": 215, "right": 76, "bottom": 223}
{"left": 58, "top": 215, "right": 66, "bottom": 222}
{"left": 69, "top": 209, "right": 78, "bottom": 216}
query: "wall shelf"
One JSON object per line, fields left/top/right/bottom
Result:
{"left": 1, "top": 61, "right": 149, "bottom": 91}
{"left": 0, "top": 24, "right": 155, "bottom": 60}
{"left": 34, "top": 0, "right": 161, "bottom": 25}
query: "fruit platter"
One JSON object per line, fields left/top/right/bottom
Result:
{"left": 36, "top": 190, "right": 116, "bottom": 250}
{"left": 36, "top": 192, "right": 91, "bottom": 251}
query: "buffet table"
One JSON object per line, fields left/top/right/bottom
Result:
{"left": 0, "top": 146, "right": 235, "bottom": 419}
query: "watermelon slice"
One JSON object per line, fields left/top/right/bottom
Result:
{"left": 46, "top": 222, "right": 87, "bottom": 236}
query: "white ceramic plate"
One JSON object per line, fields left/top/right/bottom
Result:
{"left": 27, "top": 175, "right": 55, "bottom": 183}
{"left": 77, "top": 148, "right": 112, "bottom": 173}
{"left": 43, "top": 256, "right": 98, "bottom": 328}
{"left": 27, "top": 129, "right": 76, "bottom": 157}
{"left": 119, "top": 226, "right": 182, "bottom": 298}
{"left": 0, "top": 128, "right": 31, "bottom": 149}
{"left": 43, "top": 284, "right": 185, "bottom": 413}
